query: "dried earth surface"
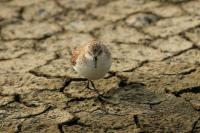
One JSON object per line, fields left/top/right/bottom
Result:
{"left": 1, "top": 0, "right": 200, "bottom": 132}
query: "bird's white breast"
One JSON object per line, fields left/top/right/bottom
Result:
{"left": 74, "top": 53, "right": 111, "bottom": 80}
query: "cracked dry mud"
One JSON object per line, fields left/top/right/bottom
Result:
{"left": 1, "top": 0, "right": 200, "bottom": 133}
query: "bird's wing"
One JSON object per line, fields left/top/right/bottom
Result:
{"left": 71, "top": 48, "right": 81, "bottom": 66}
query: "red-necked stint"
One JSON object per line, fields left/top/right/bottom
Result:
{"left": 71, "top": 40, "right": 112, "bottom": 95}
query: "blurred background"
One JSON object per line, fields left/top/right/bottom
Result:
{"left": 1, "top": 0, "right": 200, "bottom": 132}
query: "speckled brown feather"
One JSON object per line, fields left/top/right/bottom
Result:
{"left": 88, "top": 40, "right": 102, "bottom": 54}
{"left": 71, "top": 40, "right": 111, "bottom": 66}
{"left": 71, "top": 48, "right": 81, "bottom": 66}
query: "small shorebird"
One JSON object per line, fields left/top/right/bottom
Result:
{"left": 71, "top": 40, "right": 112, "bottom": 95}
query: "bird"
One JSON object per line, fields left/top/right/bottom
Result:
{"left": 71, "top": 40, "right": 112, "bottom": 96}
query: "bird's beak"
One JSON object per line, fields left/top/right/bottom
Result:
{"left": 94, "top": 56, "right": 97, "bottom": 68}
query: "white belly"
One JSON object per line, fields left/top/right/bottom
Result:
{"left": 74, "top": 54, "right": 111, "bottom": 80}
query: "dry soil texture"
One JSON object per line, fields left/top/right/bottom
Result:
{"left": 1, "top": 0, "right": 200, "bottom": 133}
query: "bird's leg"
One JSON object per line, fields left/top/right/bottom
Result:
{"left": 85, "top": 80, "right": 109, "bottom": 103}
{"left": 86, "top": 80, "right": 94, "bottom": 90}
{"left": 85, "top": 80, "right": 101, "bottom": 94}
{"left": 89, "top": 80, "right": 107, "bottom": 101}
{"left": 90, "top": 80, "right": 99, "bottom": 94}
{"left": 86, "top": 80, "right": 90, "bottom": 89}
{"left": 89, "top": 80, "right": 96, "bottom": 90}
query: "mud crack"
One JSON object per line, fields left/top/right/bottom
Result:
{"left": 172, "top": 86, "right": 200, "bottom": 97}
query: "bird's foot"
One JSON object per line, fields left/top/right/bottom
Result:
{"left": 85, "top": 80, "right": 114, "bottom": 104}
